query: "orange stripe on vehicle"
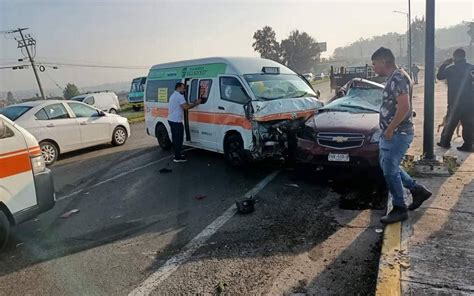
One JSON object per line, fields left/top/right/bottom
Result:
{"left": 28, "top": 146, "right": 42, "bottom": 157}
{"left": 0, "top": 148, "right": 29, "bottom": 158}
{"left": 253, "top": 109, "right": 316, "bottom": 122}
{"left": 188, "top": 111, "right": 252, "bottom": 130}
{"left": 0, "top": 152, "right": 32, "bottom": 178}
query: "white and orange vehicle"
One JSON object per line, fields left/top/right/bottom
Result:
{"left": 144, "top": 57, "right": 324, "bottom": 166}
{"left": 0, "top": 115, "right": 55, "bottom": 250}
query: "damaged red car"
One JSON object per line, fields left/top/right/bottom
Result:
{"left": 296, "top": 78, "right": 384, "bottom": 169}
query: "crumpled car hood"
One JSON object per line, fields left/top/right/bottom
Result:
{"left": 252, "top": 97, "right": 323, "bottom": 122}
{"left": 307, "top": 111, "right": 380, "bottom": 132}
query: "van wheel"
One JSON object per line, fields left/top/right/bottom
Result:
{"left": 109, "top": 108, "right": 117, "bottom": 114}
{"left": 132, "top": 105, "right": 141, "bottom": 112}
{"left": 224, "top": 134, "right": 247, "bottom": 167}
{"left": 40, "top": 141, "right": 58, "bottom": 166}
{"left": 0, "top": 211, "right": 10, "bottom": 251}
{"left": 112, "top": 126, "right": 127, "bottom": 146}
{"left": 156, "top": 124, "right": 172, "bottom": 150}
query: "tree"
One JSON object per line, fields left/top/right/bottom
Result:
{"left": 63, "top": 83, "right": 80, "bottom": 99}
{"left": 280, "top": 30, "right": 321, "bottom": 73}
{"left": 252, "top": 26, "right": 282, "bottom": 62}
{"left": 411, "top": 17, "right": 426, "bottom": 64}
{"left": 6, "top": 91, "right": 15, "bottom": 104}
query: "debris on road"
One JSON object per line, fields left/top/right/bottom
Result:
{"left": 375, "top": 228, "right": 383, "bottom": 233}
{"left": 215, "top": 280, "right": 227, "bottom": 294}
{"left": 236, "top": 197, "right": 255, "bottom": 214}
{"left": 60, "top": 209, "right": 80, "bottom": 219}
{"left": 194, "top": 195, "right": 207, "bottom": 200}
{"left": 159, "top": 168, "right": 172, "bottom": 174}
{"left": 284, "top": 183, "right": 300, "bottom": 188}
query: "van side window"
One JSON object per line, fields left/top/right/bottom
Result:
{"left": 0, "top": 120, "right": 14, "bottom": 139}
{"left": 220, "top": 77, "right": 250, "bottom": 104}
{"left": 145, "top": 79, "right": 181, "bottom": 103}
{"left": 189, "top": 80, "right": 198, "bottom": 103}
{"left": 41, "top": 104, "right": 70, "bottom": 120}
{"left": 84, "top": 96, "right": 95, "bottom": 105}
{"left": 198, "top": 79, "right": 212, "bottom": 104}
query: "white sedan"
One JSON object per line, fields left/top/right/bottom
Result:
{"left": 0, "top": 100, "right": 131, "bottom": 165}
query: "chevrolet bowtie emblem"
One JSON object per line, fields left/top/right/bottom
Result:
{"left": 333, "top": 136, "right": 349, "bottom": 143}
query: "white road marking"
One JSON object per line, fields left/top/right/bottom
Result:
{"left": 128, "top": 171, "right": 280, "bottom": 296}
{"left": 56, "top": 148, "right": 194, "bottom": 202}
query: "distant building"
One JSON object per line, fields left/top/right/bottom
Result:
{"left": 0, "top": 99, "right": 6, "bottom": 108}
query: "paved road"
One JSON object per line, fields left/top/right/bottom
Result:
{"left": 0, "top": 120, "right": 384, "bottom": 295}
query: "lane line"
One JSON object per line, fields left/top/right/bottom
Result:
{"left": 128, "top": 171, "right": 280, "bottom": 296}
{"left": 56, "top": 148, "right": 194, "bottom": 202}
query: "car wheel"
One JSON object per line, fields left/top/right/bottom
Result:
{"left": 224, "top": 134, "right": 247, "bottom": 167}
{"left": 0, "top": 211, "right": 10, "bottom": 251}
{"left": 40, "top": 141, "right": 59, "bottom": 166}
{"left": 156, "top": 124, "right": 172, "bottom": 150}
{"left": 112, "top": 126, "right": 127, "bottom": 146}
{"left": 132, "top": 105, "right": 141, "bottom": 112}
{"left": 109, "top": 108, "right": 117, "bottom": 114}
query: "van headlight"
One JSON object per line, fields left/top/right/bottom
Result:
{"left": 370, "top": 130, "right": 383, "bottom": 143}
{"left": 31, "top": 155, "right": 46, "bottom": 175}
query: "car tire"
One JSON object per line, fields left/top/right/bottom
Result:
{"left": 132, "top": 105, "right": 141, "bottom": 112}
{"left": 40, "top": 141, "right": 59, "bottom": 166}
{"left": 224, "top": 134, "right": 247, "bottom": 167}
{"left": 109, "top": 108, "right": 117, "bottom": 114}
{"left": 156, "top": 124, "right": 172, "bottom": 150}
{"left": 0, "top": 211, "right": 10, "bottom": 252}
{"left": 112, "top": 126, "right": 127, "bottom": 146}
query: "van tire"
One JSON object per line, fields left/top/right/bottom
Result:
{"left": 109, "top": 108, "right": 117, "bottom": 114}
{"left": 40, "top": 140, "right": 59, "bottom": 166}
{"left": 224, "top": 134, "right": 247, "bottom": 167}
{"left": 156, "top": 124, "right": 172, "bottom": 150}
{"left": 112, "top": 126, "right": 128, "bottom": 146}
{"left": 132, "top": 105, "right": 141, "bottom": 112}
{"left": 0, "top": 211, "right": 10, "bottom": 251}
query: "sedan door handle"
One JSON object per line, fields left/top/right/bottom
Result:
{"left": 218, "top": 106, "right": 225, "bottom": 110}
{"left": 46, "top": 124, "right": 55, "bottom": 128}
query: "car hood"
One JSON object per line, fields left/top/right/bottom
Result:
{"left": 306, "top": 111, "right": 380, "bottom": 132}
{"left": 251, "top": 97, "right": 323, "bottom": 122}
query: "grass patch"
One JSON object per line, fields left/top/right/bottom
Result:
{"left": 126, "top": 112, "right": 145, "bottom": 124}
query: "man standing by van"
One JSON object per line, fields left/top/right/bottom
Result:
{"left": 168, "top": 82, "right": 201, "bottom": 162}
{"left": 371, "top": 47, "right": 432, "bottom": 224}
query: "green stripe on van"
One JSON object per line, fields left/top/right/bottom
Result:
{"left": 128, "top": 91, "right": 144, "bottom": 98}
{"left": 148, "top": 63, "right": 227, "bottom": 81}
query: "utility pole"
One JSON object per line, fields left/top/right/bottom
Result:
{"left": 423, "top": 0, "right": 435, "bottom": 159}
{"left": 408, "top": 0, "right": 412, "bottom": 75}
{"left": 7, "top": 28, "right": 46, "bottom": 100}
{"left": 397, "top": 36, "right": 403, "bottom": 59}
{"left": 465, "top": 21, "right": 474, "bottom": 60}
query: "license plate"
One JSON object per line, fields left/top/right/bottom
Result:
{"left": 328, "top": 153, "right": 350, "bottom": 162}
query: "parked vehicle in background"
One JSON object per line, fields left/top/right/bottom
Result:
{"left": 0, "top": 100, "right": 130, "bottom": 165}
{"left": 71, "top": 91, "right": 121, "bottom": 114}
{"left": 330, "top": 65, "right": 385, "bottom": 92}
{"left": 297, "top": 78, "right": 384, "bottom": 169}
{"left": 128, "top": 77, "right": 147, "bottom": 111}
{"left": 145, "top": 57, "right": 324, "bottom": 166}
{"left": 0, "top": 115, "right": 55, "bottom": 250}
{"left": 302, "top": 73, "right": 314, "bottom": 81}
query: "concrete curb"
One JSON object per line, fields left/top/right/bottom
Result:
{"left": 375, "top": 221, "right": 402, "bottom": 296}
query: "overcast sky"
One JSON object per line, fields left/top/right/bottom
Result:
{"left": 1, "top": 0, "right": 472, "bottom": 93}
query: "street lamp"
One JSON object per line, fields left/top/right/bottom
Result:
{"left": 393, "top": 10, "right": 412, "bottom": 74}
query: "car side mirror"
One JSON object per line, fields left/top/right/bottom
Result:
{"left": 97, "top": 110, "right": 106, "bottom": 117}
{"left": 243, "top": 100, "right": 254, "bottom": 120}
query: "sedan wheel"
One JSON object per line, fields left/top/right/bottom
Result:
{"left": 112, "top": 126, "right": 127, "bottom": 146}
{"left": 40, "top": 141, "right": 58, "bottom": 166}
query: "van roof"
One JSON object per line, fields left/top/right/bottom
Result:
{"left": 149, "top": 57, "right": 295, "bottom": 76}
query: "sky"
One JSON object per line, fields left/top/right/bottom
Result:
{"left": 0, "top": 0, "right": 473, "bottom": 93}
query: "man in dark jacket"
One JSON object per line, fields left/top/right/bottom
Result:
{"left": 437, "top": 48, "right": 474, "bottom": 152}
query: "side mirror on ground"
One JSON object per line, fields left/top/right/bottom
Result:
{"left": 243, "top": 100, "right": 254, "bottom": 120}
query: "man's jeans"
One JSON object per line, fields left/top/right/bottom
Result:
{"left": 379, "top": 133, "right": 417, "bottom": 208}
{"left": 168, "top": 120, "right": 184, "bottom": 159}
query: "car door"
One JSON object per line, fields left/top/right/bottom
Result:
{"left": 34, "top": 103, "right": 82, "bottom": 152}
{"left": 190, "top": 78, "right": 217, "bottom": 149}
{"left": 66, "top": 102, "right": 111, "bottom": 147}
{"left": 186, "top": 79, "right": 201, "bottom": 144}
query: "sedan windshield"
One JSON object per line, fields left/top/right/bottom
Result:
{"left": 0, "top": 106, "right": 32, "bottom": 121}
{"left": 321, "top": 87, "right": 383, "bottom": 113}
{"left": 244, "top": 74, "right": 317, "bottom": 101}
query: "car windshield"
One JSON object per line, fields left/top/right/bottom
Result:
{"left": 0, "top": 106, "right": 32, "bottom": 121}
{"left": 321, "top": 87, "right": 383, "bottom": 113}
{"left": 244, "top": 74, "right": 317, "bottom": 101}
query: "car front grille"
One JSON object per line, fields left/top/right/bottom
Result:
{"left": 317, "top": 132, "right": 365, "bottom": 150}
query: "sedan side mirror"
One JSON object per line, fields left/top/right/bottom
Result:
{"left": 96, "top": 110, "right": 106, "bottom": 117}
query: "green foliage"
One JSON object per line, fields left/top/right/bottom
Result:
{"left": 63, "top": 83, "right": 80, "bottom": 99}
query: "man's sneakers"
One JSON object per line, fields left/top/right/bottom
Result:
{"left": 173, "top": 157, "right": 187, "bottom": 163}
{"left": 380, "top": 206, "right": 408, "bottom": 224}
{"left": 437, "top": 142, "right": 451, "bottom": 149}
{"left": 408, "top": 184, "right": 432, "bottom": 210}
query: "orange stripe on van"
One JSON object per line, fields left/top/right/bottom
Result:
{"left": 28, "top": 146, "right": 42, "bottom": 157}
{"left": 253, "top": 109, "right": 316, "bottom": 122}
{"left": 0, "top": 148, "right": 29, "bottom": 158}
{"left": 0, "top": 152, "right": 32, "bottom": 178}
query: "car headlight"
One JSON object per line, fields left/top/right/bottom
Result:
{"left": 31, "top": 155, "right": 46, "bottom": 175}
{"left": 370, "top": 130, "right": 383, "bottom": 143}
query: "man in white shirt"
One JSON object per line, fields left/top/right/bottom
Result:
{"left": 168, "top": 82, "right": 201, "bottom": 162}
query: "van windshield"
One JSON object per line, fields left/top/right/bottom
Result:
{"left": 244, "top": 74, "right": 317, "bottom": 101}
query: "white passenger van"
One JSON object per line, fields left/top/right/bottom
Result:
{"left": 71, "top": 91, "right": 121, "bottom": 114}
{"left": 144, "top": 57, "right": 324, "bottom": 166}
{"left": 0, "top": 115, "right": 55, "bottom": 250}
